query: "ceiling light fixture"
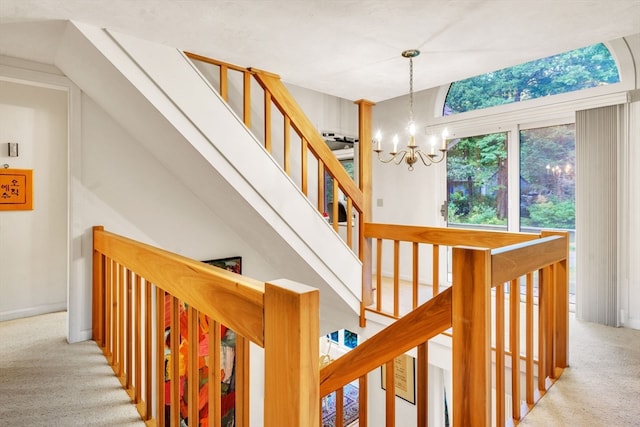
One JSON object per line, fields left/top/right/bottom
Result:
{"left": 373, "top": 49, "right": 448, "bottom": 171}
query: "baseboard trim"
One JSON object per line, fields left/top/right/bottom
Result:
{"left": 0, "top": 302, "right": 67, "bottom": 322}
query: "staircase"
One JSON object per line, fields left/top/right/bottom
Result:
{"left": 53, "top": 21, "right": 362, "bottom": 335}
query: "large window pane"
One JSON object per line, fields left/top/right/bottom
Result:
{"left": 447, "top": 132, "right": 508, "bottom": 227}
{"left": 520, "top": 125, "right": 575, "bottom": 229}
{"left": 520, "top": 124, "right": 576, "bottom": 302}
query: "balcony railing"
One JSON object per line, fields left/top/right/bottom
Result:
{"left": 93, "top": 224, "right": 568, "bottom": 426}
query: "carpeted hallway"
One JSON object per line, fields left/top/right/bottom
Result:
{"left": 1, "top": 311, "right": 639, "bottom": 426}
{"left": 0, "top": 311, "right": 144, "bottom": 426}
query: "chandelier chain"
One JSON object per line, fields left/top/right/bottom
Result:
{"left": 409, "top": 56, "right": 414, "bottom": 122}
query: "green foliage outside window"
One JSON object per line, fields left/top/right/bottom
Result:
{"left": 447, "top": 133, "right": 508, "bottom": 226}
{"left": 444, "top": 43, "right": 619, "bottom": 115}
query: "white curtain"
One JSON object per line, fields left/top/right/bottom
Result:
{"left": 575, "top": 104, "right": 619, "bottom": 326}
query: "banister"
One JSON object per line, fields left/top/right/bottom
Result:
{"left": 491, "top": 235, "right": 567, "bottom": 286}
{"left": 250, "top": 68, "right": 364, "bottom": 212}
{"left": 93, "top": 226, "right": 321, "bottom": 427}
{"left": 320, "top": 287, "right": 452, "bottom": 396}
{"left": 364, "top": 222, "right": 539, "bottom": 248}
{"left": 93, "top": 227, "right": 265, "bottom": 345}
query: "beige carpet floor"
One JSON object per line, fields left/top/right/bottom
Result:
{"left": 1, "top": 311, "right": 639, "bottom": 426}
{"left": 520, "top": 314, "right": 640, "bottom": 426}
{"left": 0, "top": 311, "right": 145, "bottom": 426}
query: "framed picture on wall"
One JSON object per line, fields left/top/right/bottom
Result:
{"left": 202, "top": 256, "right": 242, "bottom": 274}
{"left": 381, "top": 354, "right": 416, "bottom": 404}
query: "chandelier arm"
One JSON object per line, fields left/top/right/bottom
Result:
{"left": 415, "top": 150, "right": 434, "bottom": 166}
{"left": 376, "top": 150, "right": 408, "bottom": 165}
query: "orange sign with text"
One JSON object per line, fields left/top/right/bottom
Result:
{"left": 0, "top": 169, "right": 33, "bottom": 210}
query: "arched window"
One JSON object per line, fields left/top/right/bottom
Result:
{"left": 443, "top": 43, "right": 620, "bottom": 115}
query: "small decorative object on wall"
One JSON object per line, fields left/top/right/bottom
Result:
{"left": 202, "top": 256, "right": 242, "bottom": 274}
{"left": 0, "top": 168, "right": 33, "bottom": 211}
{"left": 381, "top": 354, "right": 416, "bottom": 404}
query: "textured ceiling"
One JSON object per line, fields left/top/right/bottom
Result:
{"left": 1, "top": 0, "right": 639, "bottom": 101}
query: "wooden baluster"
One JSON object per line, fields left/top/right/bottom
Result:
{"left": 545, "top": 264, "right": 556, "bottom": 379}
{"left": 417, "top": 342, "right": 428, "bottom": 427}
{"left": 219, "top": 64, "right": 228, "bottom": 101}
{"left": 432, "top": 244, "right": 440, "bottom": 296}
{"left": 537, "top": 267, "right": 548, "bottom": 392}
{"left": 243, "top": 71, "right": 251, "bottom": 127}
{"left": 393, "top": 240, "right": 400, "bottom": 317}
{"left": 412, "top": 242, "right": 419, "bottom": 310}
{"left": 187, "top": 306, "right": 199, "bottom": 425}
{"left": 525, "top": 272, "right": 534, "bottom": 405}
{"left": 359, "top": 375, "right": 368, "bottom": 427}
{"left": 117, "top": 263, "right": 125, "bottom": 378}
{"left": 385, "top": 360, "right": 396, "bottom": 426}
{"left": 126, "top": 268, "right": 133, "bottom": 391}
{"left": 155, "top": 286, "right": 165, "bottom": 427}
{"left": 495, "top": 282, "right": 505, "bottom": 426}
{"left": 376, "top": 238, "right": 383, "bottom": 312}
{"left": 210, "top": 320, "right": 222, "bottom": 427}
{"left": 346, "top": 198, "right": 353, "bottom": 249}
{"left": 134, "top": 274, "right": 142, "bottom": 404}
{"left": 264, "top": 91, "right": 272, "bottom": 152}
{"left": 301, "top": 137, "right": 308, "bottom": 196}
{"left": 236, "top": 335, "right": 250, "bottom": 426}
{"left": 510, "top": 278, "right": 522, "bottom": 421}
{"left": 105, "top": 258, "right": 113, "bottom": 360}
{"left": 336, "top": 387, "right": 344, "bottom": 427}
{"left": 318, "top": 162, "right": 325, "bottom": 213}
{"left": 170, "top": 296, "right": 180, "bottom": 427}
{"left": 332, "top": 180, "right": 339, "bottom": 232}
{"left": 144, "top": 280, "right": 153, "bottom": 420}
{"left": 284, "top": 115, "right": 291, "bottom": 175}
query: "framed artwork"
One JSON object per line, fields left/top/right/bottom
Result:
{"left": 202, "top": 256, "right": 242, "bottom": 274}
{"left": 0, "top": 168, "right": 33, "bottom": 211}
{"left": 381, "top": 354, "right": 416, "bottom": 404}
{"left": 164, "top": 256, "right": 242, "bottom": 426}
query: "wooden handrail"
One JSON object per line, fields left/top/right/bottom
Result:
{"left": 491, "top": 235, "right": 567, "bottom": 286}
{"left": 93, "top": 227, "right": 265, "bottom": 345}
{"left": 250, "top": 69, "right": 364, "bottom": 212}
{"left": 364, "top": 222, "right": 539, "bottom": 248}
{"left": 320, "top": 287, "right": 452, "bottom": 396}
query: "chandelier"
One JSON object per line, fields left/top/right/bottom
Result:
{"left": 373, "top": 49, "right": 448, "bottom": 171}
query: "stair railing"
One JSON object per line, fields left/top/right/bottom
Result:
{"left": 184, "top": 52, "right": 374, "bottom": 314}
{"left": 325, "top": 225, "right": 569, "bottom": 426}
{"left": 92, "top": 226, "right": 320, "bottom": 427}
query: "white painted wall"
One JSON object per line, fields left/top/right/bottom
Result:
{"left": 68, "top": 93, "right": 287, "bottom": 341}
{"left": 0, "top": 80, "right": 68, "bottom": 321}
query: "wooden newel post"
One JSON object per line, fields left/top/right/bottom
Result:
{"left": 264, "top": 280, "right": 320, "bottom": 427}
{"left": 92, "top": 225, "right": 105, "bottom": 345}
{"left": 542, "top": 230, "right": 570, "bottom": 369}
{"left": 452, "top": 247, "right": 492, "bottom": 426}
{"left": 355, "top": 99, "right": 376, "bottom": 325}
